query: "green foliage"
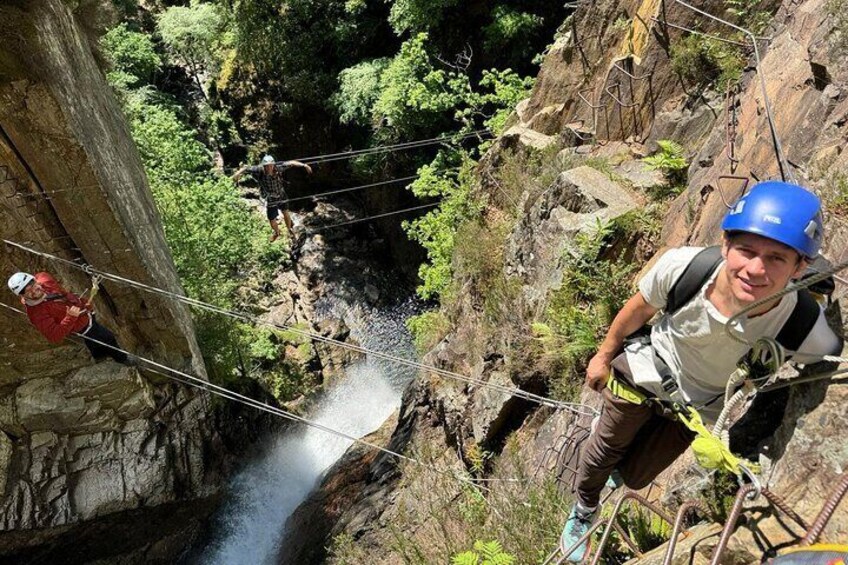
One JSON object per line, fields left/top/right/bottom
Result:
{"left": 483, "top": 6, "right": 544, "bottom": 63}
{"left": 373, "top": 33, "right": 469, "bottom": 135}
{"left": 344, "top": 34, "right": 534, "bottom": 137}
{"left": 539, "top": 219, "right": 637, "bottom": 400}
{"left": 124, "top": 93, "right": 211, "bottom": 176}
{"left": 388, "top": 0, "right": 460, "bottom": 34}
{"left": 103, "top": 22, "right": 289, "bottom": 386}
{"left": 670, "top": 34, "right": 745, "bottom": 90}
{"left": 643, "top": 139, "right": 688, "bottom": 188}
{"left": 327, "top": 532, "right": 368, "bottom": 564}
{"left": 451, "top": 540, "right": 515, "bottom": 565}
{"left": 403, "top": 152, "right": 482, "bottom": 299}
{"left": 406, "top": 310, "right": 450, "bottom": 353}
{"left": 617, "top": 505, "right": 672, "bottom": 552}
{"left": 465, "top": 444, "right": 492, "bottom": 475}
{"left": 100, "top": 24, "right": 162, "bottom": 86}
{"left": 218, "top": 0, "right": 385, "bottom": 113}
{"left": 594, "top": 503, "right": 672, "bottom": 562}
{"left": 701, "top": 470, "right": 739, "bottom": 522}
{"left": 334, "top": 58, "right": 391, "bottom": 125}
{"left": 725, "top": 0, "right": 772, "bottom": 35}
{"left": 827, "top": 0, "right": 848, "bottom": 57}
{"left": 460, "top": 69, "right": 535, "bottom": 135}
{"left": 457, "top": 484, "right": 488, "bottom": 526}
{"left": 389, "top": 440, "right": 567, "bottom": 564}
{"left": 157, "top": 2, "right": 226, "bottom": 73}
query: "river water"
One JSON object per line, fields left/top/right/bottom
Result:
{"left": 199, "top": 296, "right": 420, "bottom": 564}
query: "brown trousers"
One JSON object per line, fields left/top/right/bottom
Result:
{"left": 575, "top": 387, "right": 695, "bottom": 508}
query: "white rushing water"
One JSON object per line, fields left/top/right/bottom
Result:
{"left": 201, "top": 297, "right": 419, "bottom": 565}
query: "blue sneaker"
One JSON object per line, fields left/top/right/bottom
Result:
{"left": 606, "top": 469, "right": 624, "bottom": 490}
{"left": 560, "top": 504, "right": 596, "bottom": 562}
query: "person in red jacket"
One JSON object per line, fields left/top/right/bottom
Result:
{"left": 7, "top": 271, "right": 128, "bottom": 364}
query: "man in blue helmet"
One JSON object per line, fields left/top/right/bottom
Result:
{"left": 560, "top": 181, "right": 843, "bottom": 561}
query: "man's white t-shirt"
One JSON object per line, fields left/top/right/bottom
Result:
{"left": 612, "top": 247, "right": 841, "bottom": 422}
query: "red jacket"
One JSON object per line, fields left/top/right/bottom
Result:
{"left": 23, "top": 272, "right": 92, "bottom": 343}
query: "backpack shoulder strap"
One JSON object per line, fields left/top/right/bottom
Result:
{"left": 665, "top": 246, "right": 724, "bottom": 314}
{"left": 775, "top": 289, "right": 820, "bottom": 352}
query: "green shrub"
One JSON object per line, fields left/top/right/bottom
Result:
{"left": 327, "top": 532, "right": 366, "bottom": 564}
{"left": 593, "top": 502, "right": 672, "bottom": 562}
{"left": 334, "top": 58, "right": 391, "bottom": 125}
{"left": 406, "top": 310, "right": 450, "bottom": 354}
{"left": 388, "top": 0, "right": 460, "bottom": 34}
{"left": 725, "top": 0, "right": 773, "bottom": 35}
{"left": 452, "top": 540, "right": 515, "bottom": 565}
{"left": 670, "top": 34, "right": 745, "bottom": 90}
{"left": 538, "top": 219, "right": 637, "bottom": 400}
{"left": 403, "top": 152, "right": 483, "bottom": 300}
{"left": 157, "top": 2, "right": 226, "bottom": 74}
{"left": 100, "top": 24, "right": 162, "bottom": 86}
{"left": 643, "top": 139, "right": 689, "bottom": 189}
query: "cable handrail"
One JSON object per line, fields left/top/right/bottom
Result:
{"left": 2, "top": 239, "right": 598, "bottom": 415}
{"left": 303, "top": 201, "right": 441, "bottom": 234}
{"left": 0, "top": 301, "right": 496, "bottom": 493}
{"left": 226, "top": 129, "right": 492, "bottom": 172}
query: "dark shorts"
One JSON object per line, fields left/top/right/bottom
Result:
{"left": 265, "top": 193, "right": 288, "bottom": 221}
{"left": 266, "top": 203, "right": 283, "bottom": 221}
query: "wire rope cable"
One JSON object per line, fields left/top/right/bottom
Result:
{"left": 278, "top": 129, "right": 491, "bottom": 166}
{"left": 270, "top": 175, "right": 420, "bottom": 206}
{"left": 0, "top": 302, "right": 498, "bottom": 492}
{"left": 2, "top": 239, "right": 597, "bottom": 415}
{"left": 303, "top": 202, "right": 441, "bottom": 234}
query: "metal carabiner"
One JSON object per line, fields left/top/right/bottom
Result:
{"left": 738, "top": 463, "right": 763, "bottom": 500}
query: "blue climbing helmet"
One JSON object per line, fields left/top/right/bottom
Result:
{"left": 721, "top": 180, "right": 824, "bottom": 258}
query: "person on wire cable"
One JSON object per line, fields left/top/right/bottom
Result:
{"left": 7, "top": 271, "right": 130, "bottom": 365}
{"left": 560, "top": 181, "right": 843, "bottom": 562}
{"left": 232, "top": 154, "right": 313, "bottom": 243}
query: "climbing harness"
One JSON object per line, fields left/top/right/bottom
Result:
{"left": 605, "top": 372, "right": 760, "bottom": 483}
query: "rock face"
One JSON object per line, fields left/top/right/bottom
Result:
{"left": 507, "top": 165, "right": 639, "bottom": 309}
{"left": 0, "top": 1, "right": 264, "bottom": 560}
{"left": 279, "top": 0, "right": 848, "bottom": 562}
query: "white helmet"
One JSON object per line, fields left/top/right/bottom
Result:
{"left": 261, "top": 154, "right": 275, "bottom": 165}
{"left": 8, "top": 272, "right": 34, "bottom": 295}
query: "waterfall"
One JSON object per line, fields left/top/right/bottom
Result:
{"left": 199, "top": 296, "right": 420, "bottom": 564}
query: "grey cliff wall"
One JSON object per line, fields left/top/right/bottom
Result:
{"left": 0, "top": 0, "right": 255, "bottom": 560}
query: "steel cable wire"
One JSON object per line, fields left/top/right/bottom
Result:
{"left": 0, "top": 302, "right": 498, "bottom": 493}
{"left": 2, "top": 239, "right": 597, "bottom": 415}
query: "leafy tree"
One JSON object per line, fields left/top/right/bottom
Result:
{"left": 403, "top": 151, "right": 481, "bottom": 299}
{"left": 459, "top": 69, "right": 534, "bottom": 134}
{"left": 101, "top": 28, "right": 285, "bottom": 382}
{"left": 483, "top": 5, "right": 544, "bottom": 62}
{"left": 157, "top": 2, "right": 226, "bottom": 94}
{"left": 373, "top": 33, "right": 469, "bottom": 136}
{"left": 387, "top": 0, "right": 460, "bottom": 35}
{"left": 100, "top": 23, "right": 162, "bottom": 86}
{"left": 333, "top": 58, "right": 391, "bottom": 125}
